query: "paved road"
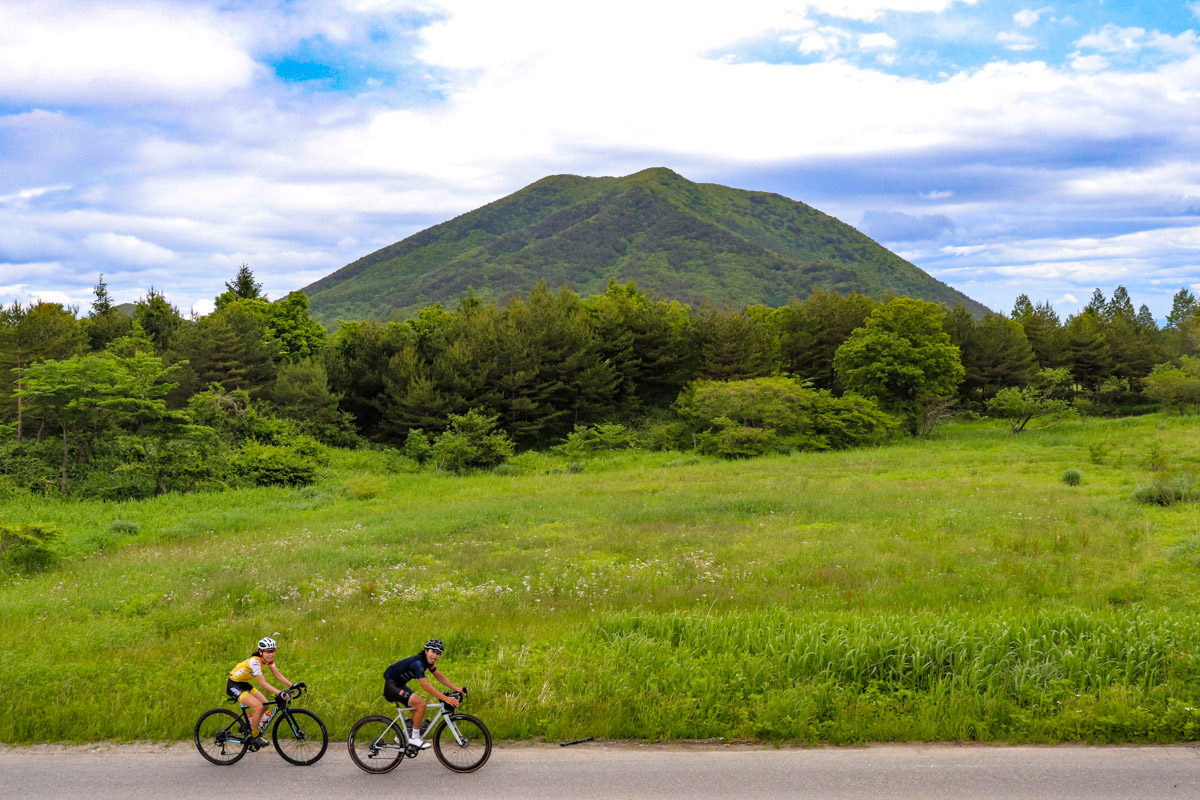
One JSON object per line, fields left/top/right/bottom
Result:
{"left": 4, "top": 742, "right": 1200, "bottom": 799}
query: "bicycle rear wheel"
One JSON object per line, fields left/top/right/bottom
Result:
{"left": 273, "top": 708, "right": 329, "bottom": 766}
{"left": 347, "top": 715, "right": 406, "bottom": 774}
{"left": 433, "top": 713, "right": 491, "bottom": 773}
{"left": 194, "top": 707, "right": 249, "bottom": 765}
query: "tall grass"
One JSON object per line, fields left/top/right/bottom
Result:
{"left": 3, "top": 416, "right": 1200, "bottom": 743}
{"left": 525, "top": 609, "right": 1200, "bottom": 743}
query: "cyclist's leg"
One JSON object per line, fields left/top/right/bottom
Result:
{"left": 408, "top": 693, "right": 427, "bottom": 734}
{"left": 225, "top": 679, "right": 254, "bottom": 733}
{"left": 383, "top": 681, "right": 424, "bottom": 742}
{"left": 382, "top": 680, "right": 409, "bottom": 705}
{"left": 243, "top": 689, "right": 267, "bottom": 734}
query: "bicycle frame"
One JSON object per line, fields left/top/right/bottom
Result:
{"left": 384, "top": 700, "right": 469, "bottom": 748}
{"left": 229, "top": 686, "right": 307, "bottom": 743}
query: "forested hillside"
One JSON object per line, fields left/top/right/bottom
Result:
{"left": 302, "top": 168, "right": 988, "bottom": 325}
{"left": 2, "top": 265, "right": 1197, "bottom": 512}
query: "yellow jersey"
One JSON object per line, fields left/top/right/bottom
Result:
{"left": 229, "top": 656, "right": 268, "bottom": 683}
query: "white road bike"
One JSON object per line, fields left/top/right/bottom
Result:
{"left": 347, "top": 690, "right": 491, "bottom": 774}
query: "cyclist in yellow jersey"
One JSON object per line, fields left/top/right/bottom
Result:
{"left": 227, "top": 636, "right": 292, "bottom": 748}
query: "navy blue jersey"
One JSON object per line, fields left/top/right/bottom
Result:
{"left": 384, "top": 652, "right": 436, "bottom": 685}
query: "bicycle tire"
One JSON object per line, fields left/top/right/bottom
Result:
{"left": 194, "top": 707, "right": 249, "bottom": 765}
{"left": 347, "top": 714, "right": 407, "bottom": 774}
{"left": 433, "top": 713, "right": 492, "bottom": 773}
{"left": 272, "top": 707, "right": 329, "bottom": 766}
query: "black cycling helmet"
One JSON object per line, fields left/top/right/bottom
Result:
{"left": 424, "top": 638, "right": 445, "bottom": 654}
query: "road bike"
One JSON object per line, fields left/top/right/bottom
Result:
{"left": 347, "top": 690, "right": 491, "bottom": 774}
{"left": 194, "top": 681, "right": 329, "bottom": 766}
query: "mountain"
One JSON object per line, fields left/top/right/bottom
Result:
{"left": 303, "top": 168, "right": 988, "bottom": 324}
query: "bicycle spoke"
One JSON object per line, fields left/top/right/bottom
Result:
{"left": 348, "top": 715, "right": 407, "bottom": 774}
{"left": 194, "top": 708, "right": 249, "bottom": 766}
{"left": 433, "top": 714, "right": 492, "bottom": 773}
{"left": 273, "top": 708, "right": 329, "bottom": 766}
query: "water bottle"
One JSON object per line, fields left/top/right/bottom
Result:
{"left": 261, "top": 708, "right": 274, "bottom": 729}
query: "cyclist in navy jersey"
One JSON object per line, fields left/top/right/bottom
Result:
{"left": 383, "top": 638, "right": 466, "bottom": 749}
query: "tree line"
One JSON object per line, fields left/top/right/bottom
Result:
{"left": 2, "top": 266, "right": 1198, "bottom": 500}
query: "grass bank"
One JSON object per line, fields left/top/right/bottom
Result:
{"left": 2, "top": 414, "right": 1200, "bottom": 743}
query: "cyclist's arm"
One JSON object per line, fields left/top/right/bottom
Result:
{"left": 253, "top": 671, "right": 286, "bottom": 696}
{"left": 268, "top": 663, "right": 293, "bottom": 689}
{"left": 417, "top": 676, "right": 456, "bottom": 704}
{"left": 431, "top": 669, "right": 462, "bottom": 693}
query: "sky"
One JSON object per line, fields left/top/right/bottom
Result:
{"left": 1, "top": 0, "right": 1199, "bottom": 320}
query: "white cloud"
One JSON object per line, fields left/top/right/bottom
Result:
{"left": 0, "top": 0, "right": 1197, "bottom": 317}
{"left": 1076, "top": 25, "right": 1199, "bottom": 57}
{"left": 0, "top": 261, "right": 63, "bottom": 283}
{"left": 0, "top": 185, "right": 72, "bottom": 205}
{"left": 931, "top": 226, "right": 1200, "bottom": 281}
{"left": 1077, "top": 25, "right": 1149, "bottom": 54}
{"left": 1070, "top": 53, "right": 1109, "bottom": 72}
{"left": 799, "top": 33, "right": 832, "bottom": 53}
{"left": 860, "top": 33, "right": 897, "bottom": 49}
{"left": 1013, "top": 7, "right": 1050, "bottom": 29}
{"left": 805, "top": 0, "right": 974, "bottom": 22}
{"left": 1061, "top": 161, "right": 1200, "bottom": 204}
{"left": 997, "top": 31, "right": 1037, "bottom": 51}
{"left": 0, "top": 2, "right": 256, "bottom": 103}
{"left": 0, "top": 226, "right": 73, "bottom": 260}
{"left": 81, "top": 233, "right": 178, "bottom": 267}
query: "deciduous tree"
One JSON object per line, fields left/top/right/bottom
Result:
{"left": 833, "top": 297, "right": 964, "bottom": 434}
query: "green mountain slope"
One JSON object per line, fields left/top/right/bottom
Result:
{"left": 304, "top": 168, "right": 988, "bottom": 324}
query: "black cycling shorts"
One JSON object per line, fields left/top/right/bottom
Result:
{"left": 383, "top": 680, "right": 413, "bottom": 706}
{"left": 226, "top": 679, "right": 254, "bottom": 703}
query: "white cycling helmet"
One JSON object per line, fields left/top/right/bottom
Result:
{"left": 258, "top": 636, "right": 277, "bottom": 650}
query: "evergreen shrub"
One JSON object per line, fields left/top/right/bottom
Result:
{"left": 0, "top": 522, "right": 63, "bottom": 573}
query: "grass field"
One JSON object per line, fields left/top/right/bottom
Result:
{"left": 3, "top": 414, "right": 1200, "bottom": 744}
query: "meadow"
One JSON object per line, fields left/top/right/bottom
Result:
{"left": 3, "top": 413, "right": 1200, "bottom": 744}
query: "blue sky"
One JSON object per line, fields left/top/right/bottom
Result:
{"left": 2, "top": 0, "right": 1199, "bottom": 319}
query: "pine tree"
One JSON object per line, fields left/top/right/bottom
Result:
{"left": 1012, "top": 298, "right": 1066, "bottom": 368}
{"left": 778, "top": 289, "right": 875, "bottom": 391}
{"left": 1064, "top": 311, "right": 1113, "bottom": 389}
{"left": 133, "top": 289, "right": 183, "bottom": 352}
{"left": 84, "top": 274, "right": 132, "bottom": 352}
{"left": 226, "top": 264, "right": 263, "bottom": 301}
{"left": 1107, "top": 286, "right": 1135, "bottom": 324}
{"left": 695, "top": 304, "right": 777, "bottom": 382}
{"left": 958, "top": 312, "right": 1036, "bottom": 401}
{"left": 90, "top": 274, "right": 113, "bottom": 316}
{"left": 1166, "top": 288, "right": 1197, "bottom": 330}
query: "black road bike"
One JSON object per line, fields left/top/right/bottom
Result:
{"left": 194, "top": 682, "right": 329, "bottom": 766}
{"left": 347, "top": 690, "right": 491, "bottom": 774}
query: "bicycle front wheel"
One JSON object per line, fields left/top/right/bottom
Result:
{"left": 433, "top": 713, "right": 492, "bottom": 773}
{"left": 348, "top": 715, "right": 406, "bottom": 774}
{"left": 194, "top": 707, "right": 249, "bottom": 765}
{"left": 273, "top": 708, "right": 329, "bottom": 765}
